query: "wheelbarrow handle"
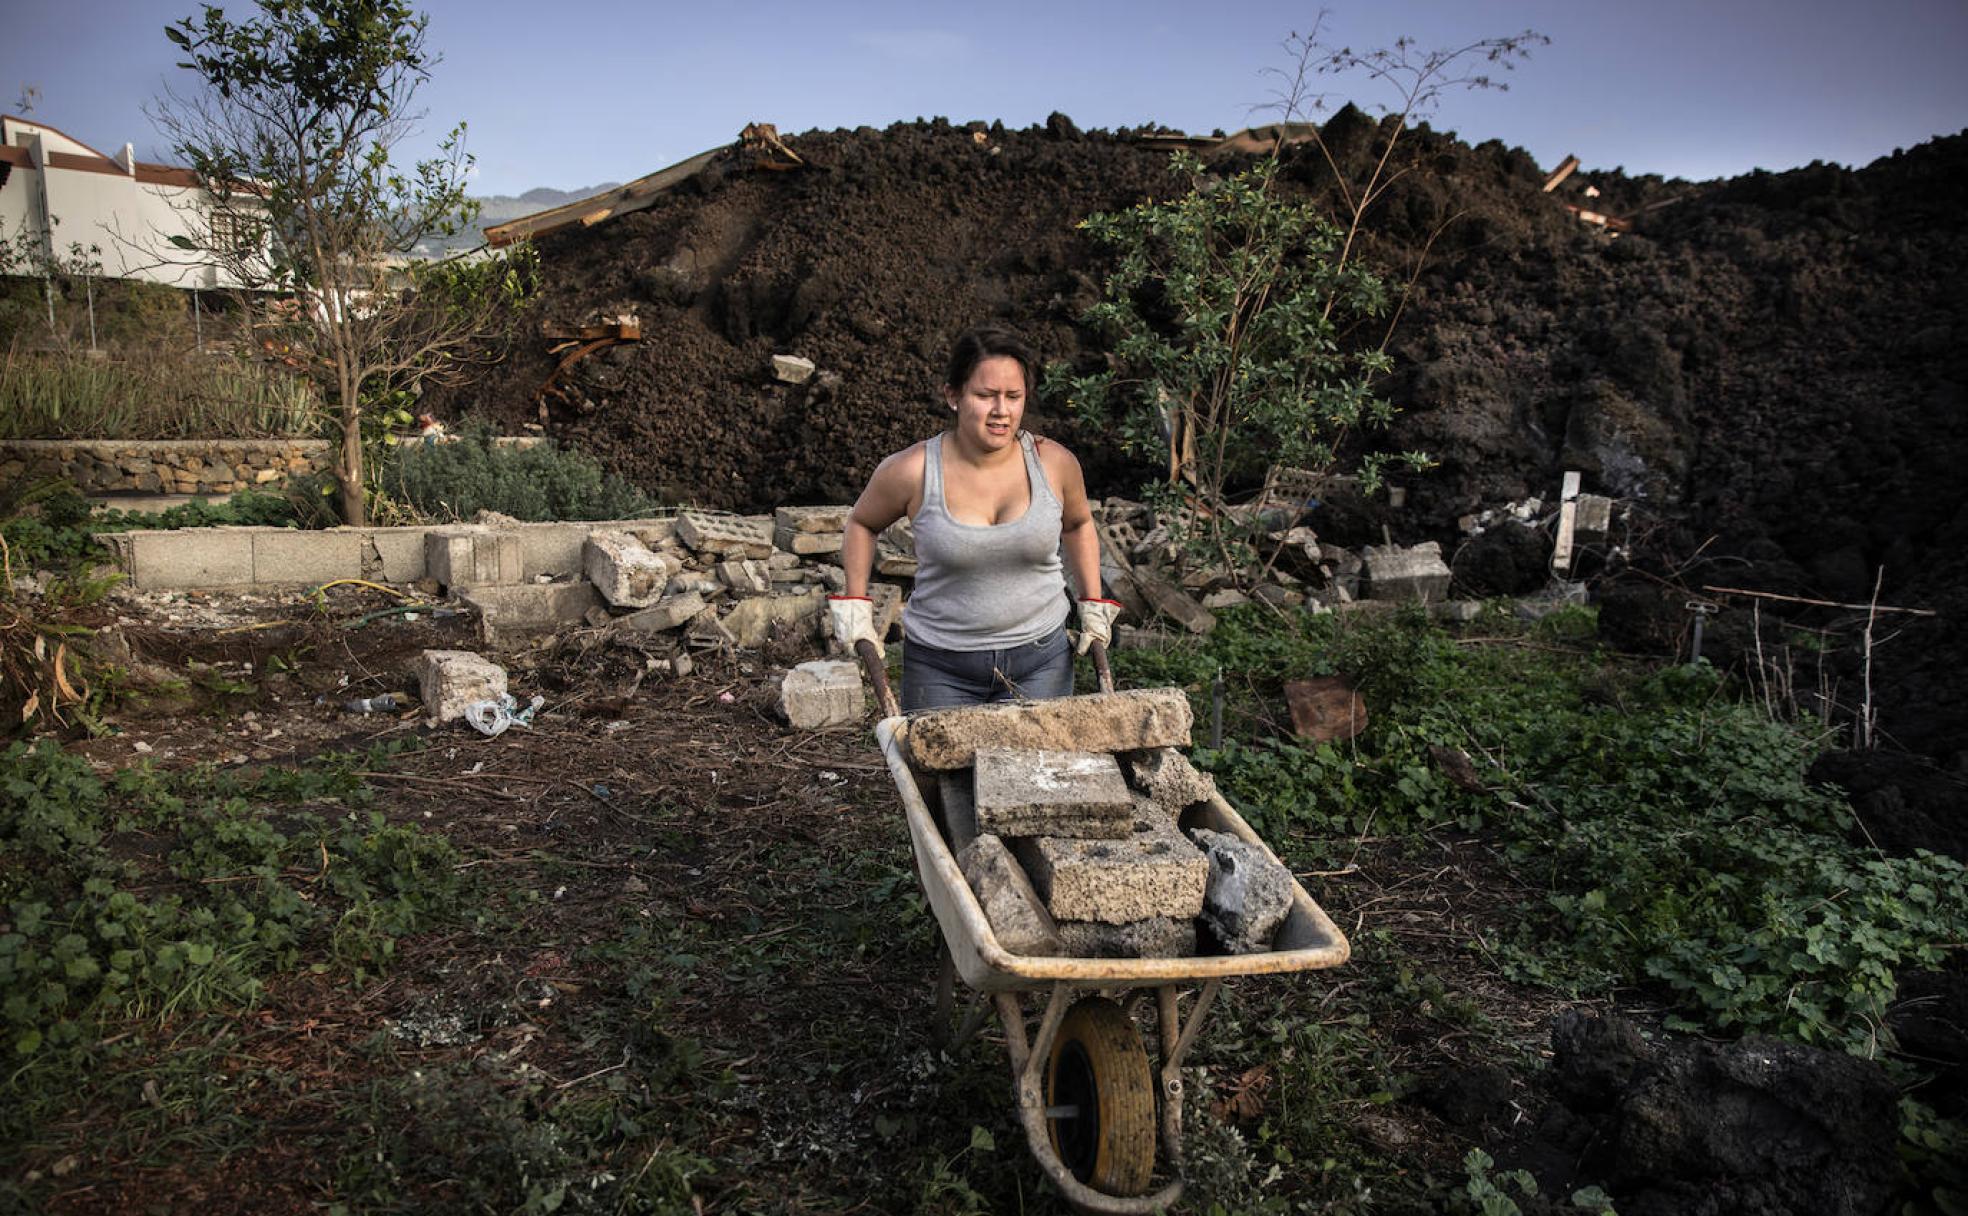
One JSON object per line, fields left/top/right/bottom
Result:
{"left": 1088, "top": 637, "right": 1115, "bottom": 694}
{"left": 855, "top": 639, "right": 901, "bottom": 719}
{"left": 855, "top": 637, "right": 1113, "bottom": 720}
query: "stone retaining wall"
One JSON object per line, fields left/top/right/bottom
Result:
{"left": 0, "top": 439, "right": 332, "bottom": 495}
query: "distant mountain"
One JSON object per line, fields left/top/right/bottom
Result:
{"left": 410, "top": 183, "right": 622, "bottom": 258}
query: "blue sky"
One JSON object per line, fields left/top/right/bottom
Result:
{"left": 5, "top": 0, "right": 1965, "bottom": 196}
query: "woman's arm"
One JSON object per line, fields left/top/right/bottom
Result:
{"left": 1043, "top": 440, "right": 1102, "bottom": 601}
{"left": 842, "top": 446, "right": 920, "bottom": 597}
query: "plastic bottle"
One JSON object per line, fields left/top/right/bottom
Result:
{"left": 344, "top": 692, "right": 401, "bottom": 713}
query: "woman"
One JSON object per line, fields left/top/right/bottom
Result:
{"left": 829, "top": 326, "right": 1121, "bottom": 711}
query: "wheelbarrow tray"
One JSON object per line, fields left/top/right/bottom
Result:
{"left": 874, "top": 715, "right": 1351, "bottom": 994}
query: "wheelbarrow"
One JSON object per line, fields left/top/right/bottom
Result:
{"left": 853, "top": 640, "right": 1351, "bottom": 1214}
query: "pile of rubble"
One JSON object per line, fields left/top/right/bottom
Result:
{"left": 907, "top": 690, "right": 1296, "bottom": 960}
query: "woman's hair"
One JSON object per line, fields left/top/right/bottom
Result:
{"left": 944, "top": 325, "right": 1037, "bottom": 397}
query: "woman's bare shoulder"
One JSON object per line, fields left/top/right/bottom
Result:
{"left": 1028, "top": 432, "right": 1083, "bottom": 474}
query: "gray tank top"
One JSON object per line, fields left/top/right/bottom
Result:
{"left": 905, "top": 431, "right": 1070, "bottom": 650}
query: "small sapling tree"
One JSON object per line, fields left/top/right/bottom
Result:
{"left": 1050, "top": 19, "right": 1543, "bottom": 587}
{"left": 153, "top": 0, "right": 532, "bottom": 525}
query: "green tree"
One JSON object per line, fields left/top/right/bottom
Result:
{"left": 153, "top": 0, "right": 530, "bottom": 525}
{"left": 1049, "top": 21, "right": 1542, "bottom": 586}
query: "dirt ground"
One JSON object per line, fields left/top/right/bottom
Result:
{"left": 9, "top": 583, "right": 1939, "bottom": 1215}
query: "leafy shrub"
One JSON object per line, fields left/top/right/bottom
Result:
{"left": 1, "top": 485, "right": 312, "bottom": 571}
{"left": 0, "top": 348, "right": 318, "bottom": 439}
{"left": 382, "top": 423, "right": 659, "bottom": 521}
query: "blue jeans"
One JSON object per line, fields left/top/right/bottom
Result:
{"left": 901, "top": 627, "right": 1074, "bottom": 712}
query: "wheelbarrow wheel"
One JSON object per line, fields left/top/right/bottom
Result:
{"left": 1045, "top": 997, "right": 1156, "bottom": 1196}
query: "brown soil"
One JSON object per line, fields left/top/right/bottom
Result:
{"left": 432, "top": 113, "right": 1966, "bottom": 764}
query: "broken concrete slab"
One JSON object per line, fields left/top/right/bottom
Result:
{"left": 958, "top": 834, "right": 1062, "bottom": 957}
{"left": 616, "top": 591, "right": 706, "bottom": 633}
{"left": 1014, "top": 801, "right": 1208, "bottom": 925}
{"left": 1057, "top": 916, "right": 1197, "bottom": 960}
{"left": 1121, "top": 747, "right": 1216, "bottom": 813}
{"left": 417, "top": 650, "right": 507, "bottom": 725}
{"left": 684, "top": 606, "right": 735, "bottom": 650}
{"left": 868, "top": 582, "right": 903, "bottom": 640}
{"left": 716, "top": 559, "right": 771, "bottom": 595}
{"left": 775, "top": 504, "right": 850, "bottom": 534}
{"left": 674, "top": 510, "right": 773, "bottom": 559}
{"left": 771, "top": 353, "right": 816, "bottom": 384}
{"left": 936, "top": 772, "right": 980, "bottom": 853}
{"left": 779, "top": 659, "right": 864, "bottom": 729}
{"left": 668, "top": 573, "right": 720, "bottom": 597}
{"left": 972, "top": 749, "right": 1135, "bottom": 838}
{"left": 584, "top": 530, "right": 678, "bottom": 608}
{"left": 1191, "top": 829, "right": 1293, "bottom": 955}
{"left": 461, "top": 583, "right": 602, "bottom": 642}
{"left": 1134, "top": 570, "right": 1217, "bottom": 634}
{"left": 904, "top": 689, "right": 1193, "bottom": 771}
{"left": 721, "top": 589, "right": 825, "bottom": 648}
{"left": 1362, "top": 541, "right": 1451, "bottom": 603}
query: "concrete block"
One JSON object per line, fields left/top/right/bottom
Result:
{"left": 1015, "top": 801, "right": 1208, "bottom": 925}
{"left": 417, "top": 650, "right": 507, "bottom": 725}
{"left": 675, "top": 511, "right": 773, "bottom": 558}
{"left": 361, "top": 527, "right": 427, "bottom": 583}
{"left": 958, "top": 834, "right": 1061, "bottom": 957}
{"left": 124, "top": 527, "right": 254, "bottom": 589}
{"left": 1057, "top": 917, "right": 1197, "bottom": 960}
{"left": 461, "top": 583, "right": 601, "bottom": 639}
{"left": 510, "top": 521, "right": 585, "bottom": 580}
{"left": 936, "top": 772, "right": 979, "bottom": 852}
{"left": 1121, "top": 747, "right": 1216, "bottom": 813}
{"left": 717, "top": 559, "right": 771, "bottom": 595}
{"left": 721, "top": 589, "right": 825, "bottom": 648}
{"left": 774, "top": 524, "right": 845, "bottom": 555}
{"left": 973, "top": 749, "right": 1134, "bottom": 838}
{"left": 1575, "top": 494, "right": 1614, "bottom": 542}
{"left": 779, "top": 659, "right": 864, "bottom": 729}
{"left": 771, "top": 354, "right": 816, "bottom": 384}
{"left": 1191, "top": 828, "right": 1293, "bottom": 954}
{"left": 904, "top": 689, "right": 1193, "bottom": 771}
{"left": 1362, "top": 542, "right": 1451, "bottom": 603}
{"left": 617, "top": 591, "right": 706, "bottom": 633}
{"left": 584, "top": 531, "right": 677, "bottom": 608}
{"left": 245, "top": 529, "right": 358, "bottom": 585}
{"left": 774, "top": 505, "right": 849, "bottom": 534}
{"left": 426, "top": 527, "right": 522, "bottom": 590}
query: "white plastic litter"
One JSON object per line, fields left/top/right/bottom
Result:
{"left": 464, "top": 694, "right": 545, "bottom": 738}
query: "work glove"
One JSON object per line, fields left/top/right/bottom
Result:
{"left": 828, "top": 595, "right": 884, "bottom": 659}
{"left": 1075, "top": 598, "right": 1123, "bottom": 655}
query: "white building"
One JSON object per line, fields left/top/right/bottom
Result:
{"left": 0, "top": 115, "right": 254, "bottom": 290}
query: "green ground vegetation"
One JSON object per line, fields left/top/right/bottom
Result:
{"left": 1113, "top": 605, "right": 1968, "bottom": 1055}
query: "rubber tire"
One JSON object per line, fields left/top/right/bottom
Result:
{"left": 1045, "top": 997, "right": 1156, "bottom": 1196}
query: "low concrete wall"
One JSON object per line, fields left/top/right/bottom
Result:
{"left": 1, "top": 439, "right": 331, "bottom": 496}
{"left": 97, "top": 516, "right": 693, "bottom": 590}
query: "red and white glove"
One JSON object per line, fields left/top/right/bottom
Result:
{"left": 827, "top": 595, "right": 883, "bottom": 658}
{"left": 1075, "top": 598, "right": 1122, "bottom": 655}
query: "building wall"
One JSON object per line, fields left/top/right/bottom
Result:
{"left": 2, "top": 116, "right": 254, "bottom": 290}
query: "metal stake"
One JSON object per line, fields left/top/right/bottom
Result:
{"left": 1687, "top": 602, "right": 1717, "bottom": 665}
{"left": 1210, "top": 668, "right": 1224, "bottom": 749}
